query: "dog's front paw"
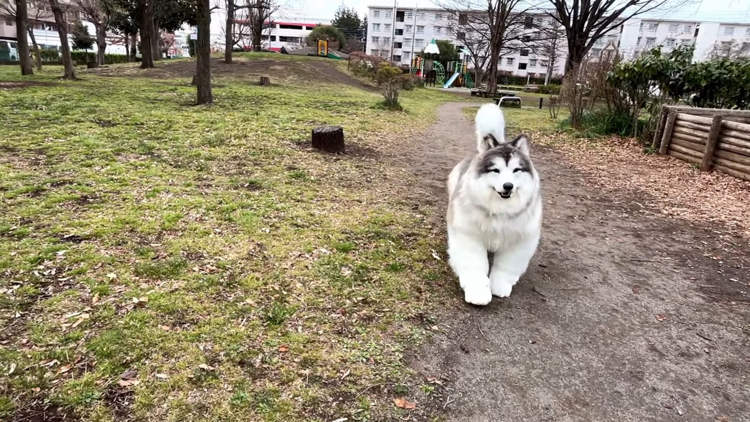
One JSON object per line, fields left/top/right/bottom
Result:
{"left": 490, "top": 272, "right": 518, "bottom": 298}
{"left": 464, "top": 284, "right": 492, "bottom": 306}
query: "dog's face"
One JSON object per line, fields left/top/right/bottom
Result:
{"left": 474, "top": 134, "right": 537, "bottom": 208}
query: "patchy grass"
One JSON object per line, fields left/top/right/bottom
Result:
{"left": 0, "top": 59, "right": 462, "bottom": 421}
{"left": 462, "top": 102, "right": 568, "bottom": 136}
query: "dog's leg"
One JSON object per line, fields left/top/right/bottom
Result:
{"left": 448, "top": 232, "right": 491, "bottom": 306}
{"left": 490, "top": 235, "right": 539, "bottom": 297}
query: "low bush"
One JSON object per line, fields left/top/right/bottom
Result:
{"left": 71, "top": 52, "right": 130, "bottom": 65}
{"left": 538, "top": 84, "right": 561, "bottom": 95}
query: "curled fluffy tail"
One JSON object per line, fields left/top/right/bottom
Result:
{"left": 475, "top": 103, "right": 506, "bottom": 152}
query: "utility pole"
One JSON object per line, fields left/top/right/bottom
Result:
{"left": 389, "top": 0, "right": 397, "bottom": 63}
{"left": 410, "top": 3, "right": 417, "bottom": 70}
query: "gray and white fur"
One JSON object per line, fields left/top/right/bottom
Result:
{"left": 446, "top": 103, "right": 542, "bottom": 305}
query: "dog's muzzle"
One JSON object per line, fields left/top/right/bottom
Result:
{"left": 497, "top": 182, "right": 513, "bottom": 199}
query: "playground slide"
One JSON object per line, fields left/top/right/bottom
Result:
{"left": 443, "top": 72, "right": 460, "bottom": 89}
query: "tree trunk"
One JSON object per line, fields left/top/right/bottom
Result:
{"left": 130, "top": 33, "right": 137, "bottom": 61}
{"left": 124, "top": 34, "right": 130, "bottom": 61}
{"left": 15, "top": 0, "right": 33, "bottom": 75}
{"left": 486, "top": 44, "right": 500, "bottom": 94}
{"left": 27, "top": 27, "right": 42, "bottom": 70}
{"left": 48, "top": 0, "right": 75, "bottom": 79}
{"left": 151, "top": 19, "right": 160, "bottom": 60}
{"left": 96, "top": 24, "right": 106, "bottom": 66}
{"left": 196, "top": 0, "right": 213, "bottom": 104}
{"left": 224, "top": 0, "right": 234, "bottom": 63}
{"left": 139, "top": 0, "right": 154, "bottom": 68}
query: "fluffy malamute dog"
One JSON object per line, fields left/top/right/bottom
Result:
{"left": 446, "top": 103, "right": 542, "bottom": 305}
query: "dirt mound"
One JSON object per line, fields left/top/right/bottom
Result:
{"left": 88, "top": 56, "right": 376, "bottom": 91}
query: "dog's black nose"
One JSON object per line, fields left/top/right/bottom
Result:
{"left": 502, "top": 182, "right": 514, "bottom": 192}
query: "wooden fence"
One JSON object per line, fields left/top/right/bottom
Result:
{"left": 652, "top": 106, "right": 750, "bottom": 181}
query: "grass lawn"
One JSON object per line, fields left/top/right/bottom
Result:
{"left": 0, "top": 56, "right": 557, "bottom": 421}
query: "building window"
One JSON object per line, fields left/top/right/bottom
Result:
{"left": 506, "top": 57, "right": 514, "bottom": 65}
{"left": 417, "top": 25, "right": 424, "bottom": 33}
{"left": 685, "top": 24, "right": 692, "bottom": 33}
{"left": 384, "top": 23, "right": 391, "bottom": 31}
{"left": 385, "top": 10, "right": 392, "bottom": 19}
{"left": 371, "top": 49, "right": 379, "bottom": 56}
{"left": 518, "top": 62, "right": 527, "bottom": 70}
{"left": 457, "top": 31, "right": 466, "bottom": 40}
{"left": 435, "top": 13, "right": 442, "bottom": 20}
{"left": 665, "top": 38, "right": 676, "bottom": 47}
{"left": 746, "top": 27, "right": 750, "bottom": 37}
{"left": 520, "top": 48, "right": 529, "bottom": 56}
{"left": 393, "top": 42, "right": 402, "bottom": 49}
{"left": 403, "top": 51, "right": 410, "bottom": 59}
{"left": 405, "top": 11, "right": 413, "bottom": 19}
{"left": 6, "top": 19, "right": 14, "bottom": 27}
{"left": 648, "top": 23, "right": 658, "bottom": 32}
{"left": 724, "top": 26, "right": 734, "bottom": 36}
{"left": 540, "top": 60, "right": 548, "bottom": 67}
{"left": 383, "top": 37, "right": 390, "bottom": 44}
{"left": 524, "top": 15, "right": 533, "bottom": 28}
{"left": 645, "top": 37, "right": 656, "bottom": 47}
{"left": 417, "top": 12, "right": 424, "bottom": 19}
{"left": 393, "top": 55, "right": 401, "bottom": 61}
{"left": 669, "top": 23, "right": 679, "bottom": 33}
{"left": 371, "top": 36, "right": 379, "bottom": 43}
{"left": 279, "top": 24, "right": 302, "bottom": 30}
{"left": 415, "top": 39, "right": 424, "bottom": 48}
{"left": 434, "top": 26, "right": 441, "bottom": 33}
{"left": 530, "top": 59, "right": 537, "bottom": 67}
{"left": 405, "top": 25, "right": 412, "bottom": 32}
{"left": 372, "top": 23, "right": 380, "bottom": 31}
{"left": 395, "top": 29, "right": 403, "bottom": 35}
{"left": 459, "top": 13, "right": 468, "bottom": 25}
{"left": 373, "top": 10, "right": 380, "bottom": 18}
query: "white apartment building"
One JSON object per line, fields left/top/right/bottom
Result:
{"left": 619, "top": 18, "right": 750, "bottom": 60}
{"left": 366, "top": 5, "right": 571, "bottom": 79}
{"left": 366, "top": 4, "right": 750, "bottom": 80}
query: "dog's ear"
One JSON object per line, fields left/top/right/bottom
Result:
{"left": 510, "top": 134, "right": 530, "bottom": 155}
{"left": 481, "top": 134, "right": 501, "bottom": 152}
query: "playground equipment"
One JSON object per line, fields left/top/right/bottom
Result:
{"left": 433, "top": 61, "right": 446, "bottom": 86}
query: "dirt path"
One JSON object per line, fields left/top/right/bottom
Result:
{"left": 406, "top": 102, "right": 749, "bottom": 421}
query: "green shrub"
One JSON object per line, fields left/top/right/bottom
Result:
{"left": 307, "top": 25, "right": 346, "bottom": 49}
{"left": 70, "top": 52, "right": 130, "bottom": 65}
{"left": 40, "top": 48, "right": 60, "bottom": 63}
{"left": 567, "top": 109, "right": 646, "bottom": 138}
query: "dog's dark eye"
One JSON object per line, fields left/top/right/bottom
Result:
{"left": 513, "top": 168, "right": 528, "bottom": 173}
{"left": 490, "top": 169, "right": 500, "bottom": 173}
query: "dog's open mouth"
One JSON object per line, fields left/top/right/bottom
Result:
{"left": 497, "top": 191, "right": 512, "bottom": 199}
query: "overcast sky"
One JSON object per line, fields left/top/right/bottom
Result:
{"left": 281, "top": 0, "right": 750, "bottom": 24}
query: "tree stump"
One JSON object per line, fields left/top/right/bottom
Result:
{"left": 259, "top": 76, "right": 270, "bottom": 86}
{"left": 312, "top": 126, "right": 344, "bottom": 153}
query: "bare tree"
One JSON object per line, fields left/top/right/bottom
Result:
{"left": 452, "top": 27, "right": 488, "bottom": 89}
{"left": 444, "top": 1, "right": 534, "bottom": 94}
{"left": 14, "top": 0, "right": 33, "bottom": 74}
{"left": 48, "top": 0, "right": 76, "bottom": 79}
{"left": 75, "top": 0, "right": 115, "bottom": 66}
{"left": 547, "top": 0, "right": 685, "bottom": 74}
{"left": 534, "top": 16, "right": 565, "bottom": 84}
{"left": 196, "top": 0, "right": 211, "bottom": 104}
{"left": 247, "top": 0, "right": 276, "bottom": 52}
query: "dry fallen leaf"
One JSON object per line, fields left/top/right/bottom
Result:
{"left": 278, "top": 345, "right": 289, "bottom": 353}
{"left": 198, "top": 364, "right": 215, "bottom": 371}
{"left": 655, "top": 314, "right": 667, "bottom": 322}
{"left": 155, "top": 373, "right": 168, "bottom": 380}
{"left": 393, "top": 397, "right": 416, "bottom": 409}
{"left": 57, "top": 364, "right": 72, "bottom": 375}
{"left": 7, "top": 363, "right": 16, "bottom": 376}
{"left": 117, "top": 379, "right": 139, "bottom": 387}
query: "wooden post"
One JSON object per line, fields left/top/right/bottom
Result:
{"left": 652, "top": 106, "right": 669, "bottom": 150}
{"left": 701, "top": 115, "right": 723, "bottom": 171}
{"left": 659, "top": 110, "right": 678, "bottom": 155}
{"left": 538, "top": 97, "right": 543, "bottom": 109}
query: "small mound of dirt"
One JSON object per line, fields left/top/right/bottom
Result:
{"left": 90, "top": 56, "right": 377, "bottom": 91}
